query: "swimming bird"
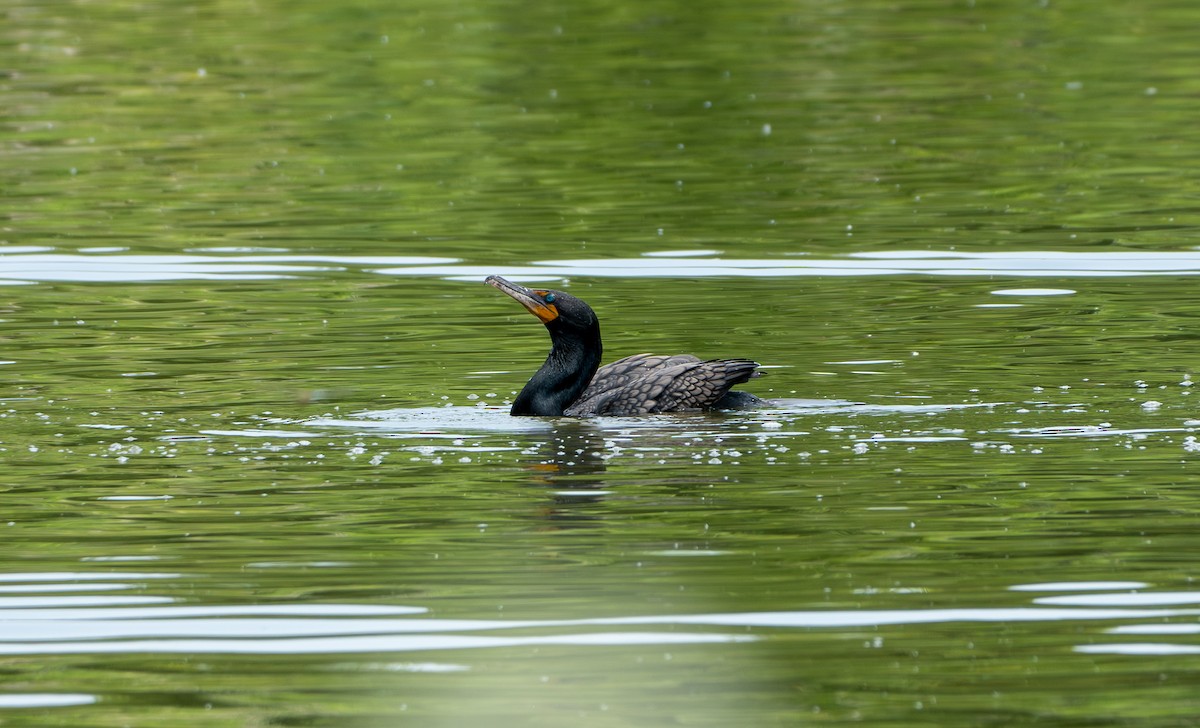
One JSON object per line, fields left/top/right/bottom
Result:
{"left": 485, "top": 275, "right": 761, "bottom": 416}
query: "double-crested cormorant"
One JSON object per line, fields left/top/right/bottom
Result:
{"left": 486, "top": 275, "right": 761, "bottom": 416}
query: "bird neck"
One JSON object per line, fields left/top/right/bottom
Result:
{"left": 511, "top": 325, "right": 602, "bottom": 416}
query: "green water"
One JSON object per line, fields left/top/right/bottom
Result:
{"left": 5, "top": 0, "right": 1200, "bottom": 725}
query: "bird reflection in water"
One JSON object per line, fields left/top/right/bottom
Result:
{"left": 523, "top": 423, "right": 614, "bottom": 523}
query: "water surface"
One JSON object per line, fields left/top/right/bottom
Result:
{"left": 4, "top": 0, "right": 1200, "bottom": 726}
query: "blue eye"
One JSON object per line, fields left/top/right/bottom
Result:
{"left": 544, "top": 293, "right": 556, "bottom": 303}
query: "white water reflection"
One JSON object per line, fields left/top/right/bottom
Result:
{"left": 306, "top": 406, "right": 550, "bottom": 433}
{"left": 1109, "top": 625, "right": 1200, "bottom": 635}
{"left": 1, "top": 593, "right": 1198, "bottom": 655}
{"left": 1034, "top": 592, "right": 1200, "bottom": 607}
{"left": 0, "top": 253, "right": 457, "bottom": 283}
{"left": 0, "top": 572, "right": 180, "bottom": 582}
{"left": 992, "top": 288, "right": 1076, "bottom": 296}
{"left": 345, "top": 662, "right": 472, "bottom": 673}
{"left": 1006, "top": 425, "right": 1189, "bottom": 439}
{"left": 302, "top": 400, "right": 990, "bottom": 435}
{"left": 1, "top": 571, "right": 1196, "bottom": 658}
{"left": 1075, "top": 643, "right": 1200, "bottom": 656}
{"left": 0, "top": 596, "right": 173, "bottom": 608}
{"left": 0, "top": 631, "right": 752, "bottom": 655}
{"left": 0, "top": 694, "right": 97, "bottom": 709}
{"left": 1011, "top": 581, "right": 1149, "bottom": 592}
{"left": 0, "top": 604, "right": 1196, "bottom": 655}
{"left": 8, "top": 249, "right": 1200, "bottom": 284}
{"left": 379, "top": 250, "right": 1200, "bottom": 281}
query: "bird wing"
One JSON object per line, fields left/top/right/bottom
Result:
{"left": 566, "top": 357, "right": 759, "bottom": 416}
{"left": 582, "top": 353, "right": 701, "bottom": 398}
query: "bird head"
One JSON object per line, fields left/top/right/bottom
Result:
{"left": 485, "top": 275, "right": 598, "bottom": 335}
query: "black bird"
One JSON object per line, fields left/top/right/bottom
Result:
{"left": 486, "top": 275, "right": 761, "bottom": 416}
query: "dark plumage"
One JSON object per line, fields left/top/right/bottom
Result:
{"left": 485, "top": 275, "right": 762, "bottom": 417}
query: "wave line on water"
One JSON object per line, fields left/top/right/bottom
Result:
{"left": 1, "top": 602, "right": 1197, "bottom": 655}
{"left": 9, "top": 249, "right": 1200, "bottom": 284}
{"left": 375, "top": 250, "right": 1200, "bottom": 281}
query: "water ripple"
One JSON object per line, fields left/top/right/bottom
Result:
{"left": 381, "top": 250, "right": 1200, "bottom": 281}
{"left": 1, "top": 602, "right": 1196, "bottom": 655}
{"left": 0, "top": 253, "right": 457, "bottom": 283}
{"left": 2, "top": 571, "right": 1197, "bottom": 658}
{"left": 8, "top": 249, "right": 1200, "bottom": 284}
